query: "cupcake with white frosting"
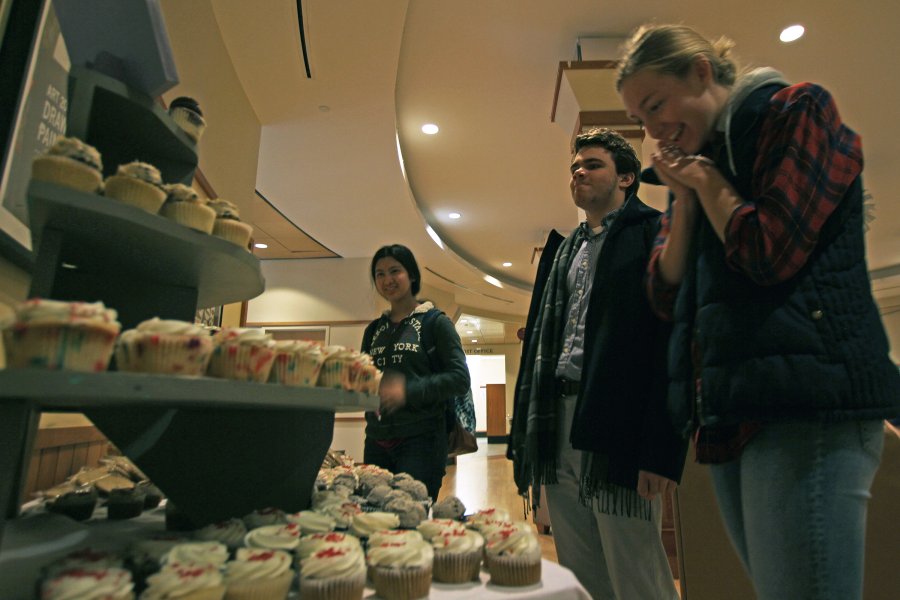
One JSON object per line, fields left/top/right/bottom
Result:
{"left": 349, "top": 511, "right": 400, "bottom": 540}
{"left": 285, "top": 510, "right": 336, "bottom": 535}
{"left": 207, "top": 328, "right": 276, "bottom": 382}
{"left": 40, "top": 567, "right": 134, "bottom": 600}
{"left": 367, "top": 529, "right": 424, "bottom": 548}
{"left": 242, "top": 507, "right": 287, "bottom": 529}
{"left": 299, "top": 543, "right": 366, "bottom": 600}
{"left": 194, "top": 518, "right": 247, "bottom": 550}
{"left": 159, "top": 183, "right": 215, "bottom": 233}
{"left": 141, "top": 562, "right": 225, "bottom": 599}
{"left": 416, "top": 519, "right": 467, "bottom": 542}
{"left": 224, "top": 548, "right": 294, "bottom": 600}
{"left": 366, "top": 538, "right": 433, "bottom": 600}
{"left": 296, "top": 532, "right": 361, "bottom": 563}
{"left": 268, "top": 339, "right": 326, "bottom": 387}
{"left": 2, "top": 298, "right": 120, "bottom": 372}
{"left": 483, "top": 525, "right": 542, "bottom": 587}
{"left": 317, "top": 346, "right": 360, "bottom": 390}
{"left": 161, "top": 542, "right": 229, "bottom": 570}
{"left": 208, "top": 199, "right": 253, "bottom": 249}
{"left": 104, "top": 161, "right": 167, "bottom": 213}
{"left": 115, "top": 318, "right": 213, "bottom": 376}
{"left": 431, "top": 528, "right": 484, "bottom": 583}
{"left": 31, "top": 136, "right": 103, "bottom": 193}
{"left": 243, "top": 523, "right": 302, "bottom": 553}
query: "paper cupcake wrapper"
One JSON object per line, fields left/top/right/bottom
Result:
{"left": 318, "top": 358, "right": 349, "bottom": 390}
{"left": 212, "top": 219, "right": 253, "bottom": 248}
{"left": 168, "top": 585, "right": 226, "bottom": 600}
{"left": 224, "top": 570, "right": 294, "bottom": 600}
{"left": 32, "top": 155, "right": 103, "bottom": 193}
{"left": 432, "top": 550, "right": 482, "bottom": 583}
{"left": 207, "top": 343, "right": 276, "bottom": 382}
{"left": 268, "top": 352, "right": 324, "bottom": 387}
{"left": 485, "top": 554, "right": 541, "bottom": 586}
{"left": 104, "top": 175, "right": 166, "bottom": 213}
{"left": 116, "top": 333, "right": 213, "bottom": 376}
{"left": 371, "top": 565, "right": 432, "bottom": 600}
{"left": 299, "top": 570, "right": 365, "bottom": 600}
{"left": 171, "top": 106, "right": 207, "bottom": 142}
{"left": 3, "top": 322, "right": 118, "bottom": 372}
{"left": 160, "top": 201, "right": 216, "bottom": 234}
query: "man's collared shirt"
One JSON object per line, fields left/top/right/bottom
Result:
{"left": 555, "top": 204, "right": 624, "bottom": 383}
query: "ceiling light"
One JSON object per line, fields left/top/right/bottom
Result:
{"left": 254, "top": 243, "right": 268, "bottom": 249}
{"left": 780, "top": 24, "right": 805, "bottom": 43}
{"left": 421, "top": 123, "right": 439, "bottom": 135}
{"left": 449, "top": 212, "right": 461, "bottom": 219}
{"left": 471, "top": 339, "right": 478, "bottom": 343}
{"left": 61, "top": 262, "right": 77, "bottom": 270}
{"left": 466, "top": 330, "right": 474, "bottom": 334}
{"left": 484, "top": 275, "right": 503, "bottom": 288}
{"left": 502, "top": 262, "right": 512, "bottom": 267}
{"left": 426, "top": 225, "right": 444, "bottom": 249}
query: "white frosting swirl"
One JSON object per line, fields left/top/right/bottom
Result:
{"left": 300, "top": 545, "right": 365, "bottom": 580}
{"left": 349, "top": 511, "right": 400, "bottom": 538}
{"left": 141, "top": 562, "right": 223, "bottom": 599}
{"left": 115, "top": 161, "right": 162, "bottom": 185}
{"left": 366, "top": 539, "right": 434, "bottom": 568}
{"left": 225, "top": 548, "right": 293, "bottom": 583}
{"left": 468, "top": 507, "right": 510, "bottom": 528}
{"left": 12, "top": 298, "right": 118, "bottom": 326}
{"left": 242, "top": 507, "right": 287, "bottom": 528}
{"left": 322, "top": 501, "right": 362, "bottom": 528}
{"left": 311, "top": 488, "right": 351, "bottom": 511}
{"left": 161, "top": 542, "right": 228, "bottom": 568}
{"left": 417, "top": 519, "right": 467, "bottom": 541}
{"left": 296, "top": 532, "right": 361, "bottom": 561}
{"left": 194, "top": 518, "right": 247, "bottom": 548}
{"left": 244, "top": 523, "right": 302, "bottom": 551}
{"left": 214, "top": 327, "right": 274, "bottom": 347}
{"left": 367, "top": 529, "right": 423, "bottom": 547}
{"left": 433, "top": 529, "right": 485, "bottom": 554}
{"left": 484, "top": 527, "right": 541, "bottom": 560}
{"left": 40, "top": 567, "right": 133, "bottom": 600}
{"left": 285, "top": 510, "right": 336, "bottom": 534}
{"left": 132, "top": 317, "right": 208, "bottom": 336}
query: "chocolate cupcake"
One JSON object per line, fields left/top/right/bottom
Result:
{"left": 107, "top": 486, "right": 146, "bottom": 520}
{"left": 45, "top": 485, "right": 98, "bottom": 521}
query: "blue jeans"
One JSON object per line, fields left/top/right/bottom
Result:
{"left": 709, "top": 420, "right": 884, "bottom": 600}
{"left": 364, "top": 428, "right": 448, "bottom": 501}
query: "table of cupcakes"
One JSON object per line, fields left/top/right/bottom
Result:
{"left": 0, "top": 446, "right": 590, "bottom": 600}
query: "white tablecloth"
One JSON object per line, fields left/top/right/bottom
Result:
{"left": 0, "top": 507, "right": 590, "bottom": 599}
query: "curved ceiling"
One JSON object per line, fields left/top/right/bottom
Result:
{"left": 210, "top": 0, "right": 900, "bottom": 321}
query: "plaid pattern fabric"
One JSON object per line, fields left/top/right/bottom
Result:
{"left": 510, "top": 226, "right": 587, "bottom": 493}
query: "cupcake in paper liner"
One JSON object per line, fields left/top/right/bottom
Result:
{"left": 104, "top": 161, "right": 167, "bottom": 213}
{"left": 141, "top": 562, "right": 226, "bottom": 600}
{"left": 159, "top": 183, "right": 216, "bottom": 233}
{"left": 31, "top": 136, "right": 103, "bottom": 193}
{"left": 296, "top": 532, "right": 362, "bottom": 563}
{"left": 349, "top": 511, "right": 400, "bottom": 540}
{"left": 243, "top": 523, "right": 302, "bottom": 553}
{"left": 207, "top": 327, "right": 276, "bottom": 382}
{"left": 242, "top": 507, "right": 287, "bottom": 529}
{"left": 169, "top": 96, "right": 206, "bottom": 143}
{"left": 194, "top": 518, "right": 247, "bottom": 550}
{"left": 299, "top": 545, "right": 366, "bottom": 600}
{"left": 208, "top": 199, "right": 253, "bottom": 249}
{"left": 2, "top": 298, "right": 120, "bottom": 372}
{"left": 161, "top": 542, "right": 229, "bottom": 571}
{"left": 317, "top": 346, "right": 360, "bottom": 389}
{"left": 285, "top": 510, "right": 336, "bottom": 535}
{"left": 223, "top": 548, "right": 294, "bottom": 600}
{"left": 268, "top": 339, "right": 325, "bottom": 386}
{"left": 39, "top": 566, "right": 134, "bottom": 600}
{"left": 483, "top": 525, "right": 542, "bottom": 587}
{"left": 115, "top": 318, "right": 213, "bottom": 376}
{"left": 367, "top": 538, "right": 433, "bottom": 600}
{"left": 431, "top": 528, "right": 484, "bottom": 583}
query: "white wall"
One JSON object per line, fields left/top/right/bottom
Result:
{"left": 466, "top": 355, "right": 507, "bottom": 433}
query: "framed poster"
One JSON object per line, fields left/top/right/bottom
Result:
{"left": 0, "top": 0, "right": 70, "bottom": 256}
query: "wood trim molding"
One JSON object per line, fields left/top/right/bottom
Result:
{"left": 34, "top": 425, "right": 107, "bottom": 450}
{"left": 552, "top": 59, "right": 619, "bottom": 121}
{"left": 335, "top": 416, "right": 367, "bottom": 423}
{"left": 245, "top": 320, "right": 373, "bottom": 327}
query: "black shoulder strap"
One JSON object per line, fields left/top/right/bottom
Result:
{"left": 419, "top": 308, "right": 443, "bottom": 374}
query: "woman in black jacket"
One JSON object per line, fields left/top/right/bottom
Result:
{"left": 361, "top": 244, "right": 470, "bottom": 500}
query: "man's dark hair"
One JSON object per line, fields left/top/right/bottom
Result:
{"left": 370, "top": 244, "right": 421, "bottom": 296}
{"left": 573, "top": 127, "right": 641, "bottom": 197}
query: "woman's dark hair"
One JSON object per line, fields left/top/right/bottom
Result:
{"left": 371, "top": 244, "right": 421, "bottom": 296}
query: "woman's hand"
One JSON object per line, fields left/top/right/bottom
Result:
{"left": 378, "top": 370, "right": 407, "bottom": 415}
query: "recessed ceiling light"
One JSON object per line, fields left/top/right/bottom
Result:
{"left": 780, "top": 24, "right": 805, "bottom": 43}
{"left": 449, "top": 212, "right": 461, "bottom": 219}
{"left": 502, "top": 262, "right": 512, "bottom": 267}
{"left": 422, "top": 123, "right": 439, "bottom": 135}
{"left": 61, "top": 262, "right": 77, "bottom": 270}
{"left": 254, "top": 243, "right": 268, "bottom": 249}
{"left": 471, "top": 339, "right": 478, "bottom": 343}
{"left": 484, "top": 275, "right": 503, "bottom": 288}
{"left": 466, "top": 330, "right": 474, "bottom": 334}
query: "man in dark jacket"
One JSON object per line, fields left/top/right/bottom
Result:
{"left": 509, "top": 128, "right": 687, "bottom": 599}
